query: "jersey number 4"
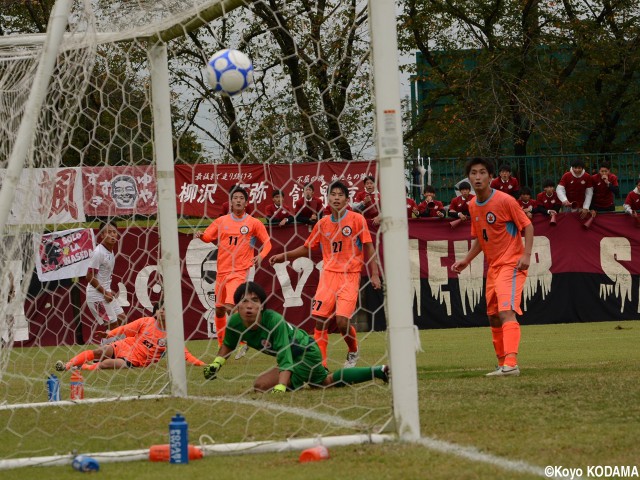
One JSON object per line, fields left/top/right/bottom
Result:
{"left": 482, "top": 229, "right": 489, "bottom": 241}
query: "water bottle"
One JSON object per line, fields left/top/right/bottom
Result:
{"left": 169, "top": 413, "right": 188, "bottom": 464}
{"left": 46, "top": 374, "right": 60, "bottom": 402}
{"left": 71, "top": 455, "right": 100, "bottom": 472}
{"left": 70, "top": 370, "right": 84, "bottom": 400}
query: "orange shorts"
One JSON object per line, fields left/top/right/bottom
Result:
{"left": 112, "top": 338, "right": 139, "bottom": 367}
{"left": 215, "top": 270, "right": 250, "bottom": 307}
{"left": 312, "top": 270, "right": 361, "bottom": 319}
{"left": 485, "top": 264, "right": 527, "bottom": 316}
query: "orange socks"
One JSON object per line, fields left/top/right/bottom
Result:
{"left": 502, "top": 322, "right": 521, "bottom": 367}
{"left": 490, "top": 326, "right": 505, "bottom": 366}
{"left": 342, "top": 325, "right": 358, "bottom": 353}
{"left": 68, "top": 350, "right": 95, "bottom": 369}
{"left": 81, "top": 363, "right": 99, "bottom": 371}
{"left": 214, "top": 314, "right": 226, "bottom": 347}
{"left": 314, "top": 328, "right": 328, "bottom": 367}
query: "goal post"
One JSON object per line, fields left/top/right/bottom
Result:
{"left": 0, "top": 0, "right": 422, "bottom": 469}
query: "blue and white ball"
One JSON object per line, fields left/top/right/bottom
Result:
{"left": 206, "top": 49, "right": 254, "bottom": 95}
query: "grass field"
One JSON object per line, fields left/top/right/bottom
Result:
{"left": 1, "top": 320, "right": 639, "bottom": 479}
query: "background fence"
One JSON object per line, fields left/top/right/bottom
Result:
{"left": 407, "top": 152, "right": 640, "bottom": 205}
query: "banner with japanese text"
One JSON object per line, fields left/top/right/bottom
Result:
{"left": 1, "top": 167, "right": 86, "bottom": 224}
{"left": 83, "top": 166, "right": 157, "bottom": 216}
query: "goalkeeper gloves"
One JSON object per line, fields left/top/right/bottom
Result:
{"left": 271, "top": 383, "right": 287, "bottom": 394}
{"left": 203, "top": 356, "right": 226, "bottom": 380}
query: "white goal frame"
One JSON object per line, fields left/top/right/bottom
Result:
{"left": 1, "top": 0, "right": 420, "bottom": 462}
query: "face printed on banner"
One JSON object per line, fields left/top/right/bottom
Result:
{"left": 111, "top": 175, "right": 138, "bottom": 209}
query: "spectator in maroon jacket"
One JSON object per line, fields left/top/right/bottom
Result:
{"left": 517, "top": 187, "right": 537, "bottom": 220}
{"left": 417, "top": 185, "right": 445, "bottom": 218}
{"left": 265, "top": 189, "right": 294, "bottom": 226}
{"left": 294, "top": 183, "right": 324, "bottom": 225}
{"left": 591, "top": 162, "right": 619, "bottom": 212}
{"left": 448, "top": 182, "right": 475, "bottom": 220}
{"left": 623, "top": 176, "right": 640, "bottom": 218}
{"left": 556, "top": 159, "right": 593, "bottom": 219}
{"left": 405, "top": 186, "right": 420, "bottom": 218}
{"left": 490, "top": 164, "right": 520, "bottom": 199}
{"left": 535, "top": 179, "right": 561, "bottom": 220}
{"left": 353, "top": 176, "right": 381, "bottom": 224}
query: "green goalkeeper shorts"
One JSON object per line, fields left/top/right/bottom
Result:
{"left": 289, "top": 343, "right": 327, "bottom": 390}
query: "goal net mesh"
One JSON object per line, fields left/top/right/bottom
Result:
{"left": 0, "top": 0, "right": 396, "bottom": 467}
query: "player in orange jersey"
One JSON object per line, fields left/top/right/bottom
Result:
{"left": 195, "top": 186, "right": 272, "bottom": 354}
{"left": 269, "top": 181, "right": 381, "bottom": 369}
{"left": 451, "top": 158, "right": 533, "bottom": 377}
{"left": 55, "top": 303, "right": 204, "bottom": 371}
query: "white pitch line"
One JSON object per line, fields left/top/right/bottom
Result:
{"left": 417, "top": 436, "right": 578, "bottom": 480}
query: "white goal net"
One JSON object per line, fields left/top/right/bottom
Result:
{"left": 0, "top": 0, "right": 417, "bottom": 470}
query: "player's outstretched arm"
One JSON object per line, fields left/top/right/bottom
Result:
{"left": 203, "top": 344, "right": 233, "bottom": 380}
{"left": 268, "top": 245, "right": 311, "bottom": 265}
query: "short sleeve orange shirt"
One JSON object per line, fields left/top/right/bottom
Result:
{"left": 202, "top": 213, "right": 271, "bottom": 274}
{"left": 304, "top": 210, "right": 373, "bottom": 273}
{"left": 469, "top": 189, "right": 531, "bottom": 267}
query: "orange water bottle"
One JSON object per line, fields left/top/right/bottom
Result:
{"left": 70, "top": 370, "right": 84, "bottom": 400}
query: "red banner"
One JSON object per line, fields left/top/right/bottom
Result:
{"left": 83, "top": 166, "right": 157, "bottom": 216}
{"left": 19, "top": 212, "right": 640, "bottom": 346}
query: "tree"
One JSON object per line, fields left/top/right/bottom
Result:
{"left": 399, "top": 0, "right": 640, "bottom": 158}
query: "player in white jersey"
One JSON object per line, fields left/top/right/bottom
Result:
{"left": 85, "top": 222, "right": 126, "bottom": 327}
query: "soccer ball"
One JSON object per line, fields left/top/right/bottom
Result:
{"left": 206, "top": 49, "right": 254, "bottom": 96}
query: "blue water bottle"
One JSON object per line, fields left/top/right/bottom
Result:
{"left": 47, "top": 374, "right": 60, "bottom": 402}
{"left": 169, "top": 413, "right": 188, "bottom": 464}
{"left": 71, "top": 455, "right": 100, "bottom": 472}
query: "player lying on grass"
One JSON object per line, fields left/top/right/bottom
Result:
{"left": 55, "top": 303, "right": 204, "bottom": 371}
{"left": 203, "top": 281, "right": 389, "bottom": 392}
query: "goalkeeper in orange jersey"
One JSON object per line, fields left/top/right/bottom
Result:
{"left": 269, "top": 181, "right": 381, "bottom": 369}
{"left": 203, "top": 281, "right": 389, "bottom": 392}
{"left": 195, "top": 186, "right": 272, "bottom": 358}
{"left": 55, "top": 303, "right": 204, "bottom": 371}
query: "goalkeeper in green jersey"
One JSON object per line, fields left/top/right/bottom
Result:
{"left": 203, "top": 281, "right": 389, "bottom": 393}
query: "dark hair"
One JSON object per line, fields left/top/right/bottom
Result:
{"left": 458, "top": 181, "right": 471, "bottom": 191}
{"left": 233, "top": 281, "right": 267, "bottom": 305}
{"left": 329, "top": 181, "right": 349, "bottom": 198}
{"left": 152, "top": 301, "right": 163, "bottom": 315}
{"left": 272, "top": 189, "right": 283, "bottom": 198}
{"left": 229, "top": 186, "right": 249, "bottom": 201}
{"left": 304, "top": 183, "right": 315, "bottom": 192}
{"left": 464, "top": 157, "right": 495, "bottom": 177}
{"left": 424, "top": 185, "right": 436, "bottom": 194}
{"left": 364, "top": 175, "right": 376, "bottom": 184}
{"left": 542, "top": 178, "right": 555, "bottom": 188}
{"left": 520, "top": 186, "right": 532, "bottom": 196}
{"left": 498, "top": 164, "right": 512, "bottom": 173}
{"left": 98, "top": 220, "right": 115, "bottom": 236}
{"left": 570, "top": 159, "right": 586, "bottom": 169}
{"left": 598, "top": 162, "right": 611, "bottom": 170}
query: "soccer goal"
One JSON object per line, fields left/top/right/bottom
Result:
{"left": 0, "top": 0, "right": 418, "bottom": 469}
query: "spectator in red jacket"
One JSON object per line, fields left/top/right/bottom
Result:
{"left": 417, "top": 185, "right": 445, "bottom": 218}
{"left": 535, "top": 179, "right": 561, "bottom": 220}
{"left": 448, "top": 182, "right": 475, "bottom": 220}
{"left": 353, "top": 176, "right": 381, "bottom": 224}
{"left": 405, "top": 187, "right": 420, "bottom": 218}
{"left": 591, "top": 162, "right": 619, "bottom": 212}
{"left": 517, "top": 187, "right": 537, "bottom": 220}
{"left": 623, "top": 176, "right": 640, "bottom": 218}
{"left": 556, "top": 159, "right": 593, "bottom": 219}
{"left": 265, "top": 189, "right": 294, "bottom": 226}
{"left": 294, "top": 183, "right": 324, "bottom": 225}
{"left": 490, "top": 164, "right": 520, "bottom": 199}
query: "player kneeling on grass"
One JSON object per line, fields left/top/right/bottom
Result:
{"left": 203, "top": 282, "right": 389, "bottom": 392}
{"left": 55, "top": 303, "right": 204, "bottom": 371}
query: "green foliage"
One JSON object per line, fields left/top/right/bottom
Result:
{"left": 400, "top": 0, "right": 640, "bottom": 157}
